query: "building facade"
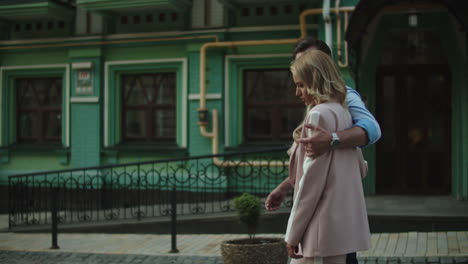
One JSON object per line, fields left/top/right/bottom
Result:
{"left": 0, "top": 0, "right": 467, "bottom": 212}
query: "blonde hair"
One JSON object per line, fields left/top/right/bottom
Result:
{"left": 290, "top": 50, "right": 347, "bottom": 141}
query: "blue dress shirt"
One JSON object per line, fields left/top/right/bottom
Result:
{"left": 346, "top": 86, "right": 381, "bottom": 145}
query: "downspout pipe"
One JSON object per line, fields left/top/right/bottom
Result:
{"left": 323, "top": 0, "right": 333, "bottom": 50}
{"left": 198, "top": 39, "right": 298, "bottom": 166}
{"left": 300, "top": 7, "right": 354, "bottom": 39}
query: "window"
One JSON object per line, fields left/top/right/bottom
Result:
{"left": 121, "top": 73, "right": 176, "bottom": 142}
{"left": 243, "top": 69, "right": 303, "bottom": 141}
{"left": 16, "top": 78, "right": 62, "bottom": 144}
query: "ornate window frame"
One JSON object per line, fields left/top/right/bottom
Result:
{"left": 224, "top": 53, "right": 293, "bottom": 147}
{"left": 0, "top": 64, "right": 70, "bottom": 147}
{"left": 104, "top": 58, "right": 187, "bottom": 148}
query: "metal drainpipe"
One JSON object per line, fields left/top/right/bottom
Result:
{"left": 323, "top": 0, "right": 333, "bottom": 50}
{"left": 336, "top": 0, "right": 350, "bottom": 68}
{"left": 197, "top": 39, "right": 298, "bottom": 167}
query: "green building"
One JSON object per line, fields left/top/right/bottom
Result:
{"left": 1, "top": 0, "right": 467, "bottom": 213}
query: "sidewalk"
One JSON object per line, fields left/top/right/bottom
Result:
{"left": 2, "top": 194, "right": 468, "bottom": 264}
{"left": 1, "top": 232, "right": 468, "bottom": 264}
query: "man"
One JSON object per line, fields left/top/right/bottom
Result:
{"left": 265, "top": 37, "right": 381, "bottom": 263}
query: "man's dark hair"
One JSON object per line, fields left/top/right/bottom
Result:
{"left": 292, "top": 37, "right": 332, "bottom": 59}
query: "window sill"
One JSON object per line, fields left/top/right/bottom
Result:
{"left": 102, "top": 143, "right": 188, "bottom": 164}
{"left": 224, "top": 142, "right": 291, "bottom": 153}
{"left": 1, "top": 144, "right": 70, "bottom": 165}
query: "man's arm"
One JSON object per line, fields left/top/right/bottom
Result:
{"left": 346, "top": 88, "right": 381, "bottom": 145}
{"left": 299, "top": 87, "right": 381, "bottom": 157}
{"left": 336, "top": 126, "right": 369, "bottom": 148}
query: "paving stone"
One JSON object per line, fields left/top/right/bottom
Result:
{"left": 0, "top": 251, "right": 222, "bottom": 264}
{"left": 413, "top": 257, "right": 427, "bottom": 264}
{"left": 428, "top": 257, "right": 440, "bottom": 264}
{"left": 378, "top": 256, "right": 389, "bottom": 264}
{"left": 440, "top": 257, "right": 454, "bottom": 264}
{"left": 454, "top": 257, "right": 468, "bottom": 264}
{"left": 388, "top": 256, "right": 400, "bottom": 264}
{"left": 400, "top": 256, "right": 413, "bottom": 264}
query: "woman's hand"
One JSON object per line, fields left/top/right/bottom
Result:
{"left": 265, "top": 188, "right": 286, "bottom": 211}
{"left": 286, "top": 243, "right": 303, "bottom": 259}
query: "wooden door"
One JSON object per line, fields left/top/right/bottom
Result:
{"left": 376, "top": 65, "right": 451, "bottom": 194}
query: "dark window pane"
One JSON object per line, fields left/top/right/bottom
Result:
{"left": 123, "top": 76, "right": 146, "bottom": 104}
{"left": 122, "top": 72, "right": 176, "bottom": 142}
{"left": 44, "top": 111, "right": 62, "bottom": 138}
{"left": 280, "top": 108, "right": 304, "bottom": 136}
{"left": 121, "top": 16, "right": 128, "bottom": 24}
{"left": 243, "top": 69, "right": 301, "bottom": 141}
{"left": 380, "top": 30, "right": 447, "bottom": 65}
{"left": 146, "top": 14, "right": 153, "bottom": 23}
{"left": 133, "top": 15, "right": 140, "bottom": 24}
{"left": 270, "top": 6, "right": 278, "bottom": 15}
{"left": 16, "top": 77, "right": 62, "bottom": 144}
{"left": 256, "top": 7, "right": 264, "bottom": 16}
{"left": 247, "top": 109, "right": 271, "bottom": 137}
{"left": 18, "top": 112, "right": 36, "bottom": 139}
{"left": 154, "top": 110, "right": 175, "bottom": 137}
{"left": 125, "top": 110, "right": 147, "bottom": 138}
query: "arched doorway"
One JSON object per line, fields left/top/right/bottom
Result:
{"left": 345, "top": 0, "right": 468, "bottom": 197}
{"left": 376, "top": 29, "right": 451, "bottom": 194}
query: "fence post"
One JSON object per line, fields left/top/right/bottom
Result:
{"left": 169, "top": 186, "right": 179, "bottom": 253}
{"left": 8, "top": 177, "right": 11, "bottom": 230}
{"left": 137, "top": 164, "right": 141, "bottom": 221}
{"left": 50, "top": 187, "right": 60, "bottom": 249}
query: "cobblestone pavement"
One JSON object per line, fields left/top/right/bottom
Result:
{"left": 2, "top": 251, "right": 468, "bottom": 264}
{"left": 1, "top": 231, "right": 468, "bottom": 264}
{"left": 0, "top": 251, "right": 223, "bottom": 264}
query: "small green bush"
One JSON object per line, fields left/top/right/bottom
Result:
{"left": 233, "top": 193, "right": 261, "bottom": 240}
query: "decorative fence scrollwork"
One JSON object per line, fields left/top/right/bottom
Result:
{"left": 8, "top": 148, "right": 293, "bottom": 229}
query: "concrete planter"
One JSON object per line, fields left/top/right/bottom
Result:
{"left": 220, "top": 237, "right": 288, "bottom": 264}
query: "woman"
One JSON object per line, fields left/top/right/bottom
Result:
{"left": 285, "top": 49, "right": 371, "bottom": 264}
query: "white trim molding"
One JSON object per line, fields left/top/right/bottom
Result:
{"left": 0, "top": 64, "right": 70, "bottom": 147}
{"left": 188, "top": 93, "right": 222, "bottom": 100}
{"left": 224, "top": 54, "right": 291, "bottom": 147}
{"left": 70, "top": 96, "right": 99, "bottom": 103}
{"left": 71, "top": 62, "right": 93, "bottom": 70}
{"left": 104, "top": 58, "right": 188, "bottom": 148}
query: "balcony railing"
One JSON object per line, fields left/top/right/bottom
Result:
{"left": 8, "top": 147, "right": 292, "bottom": 230}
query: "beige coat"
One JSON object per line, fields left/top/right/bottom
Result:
{"left": 285, "top": 102, "right": 371, "bottom": 257}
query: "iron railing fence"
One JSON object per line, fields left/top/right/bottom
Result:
{"left": 8, "top": 147, "right": 293, "bottom": 230}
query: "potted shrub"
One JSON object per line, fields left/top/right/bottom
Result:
{"left": 220, "top": 193, "right": 288, "bottom": 264}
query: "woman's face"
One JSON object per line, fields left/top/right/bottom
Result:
{"left": 293, "top": 74, "right": 313, "bottom": 106}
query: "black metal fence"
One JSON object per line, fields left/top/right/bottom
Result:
{"left": 8, "top": 148, "right": 292, "bottom": 231}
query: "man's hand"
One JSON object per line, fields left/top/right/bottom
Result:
{"left": 265, "top": 188, "right": 286, "bottom": 211}
{"left": 299, "top": 124, "right": 332, "bottom": 157}
{"left": 286, "top": 243, "right": 303, "bottom": 259}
